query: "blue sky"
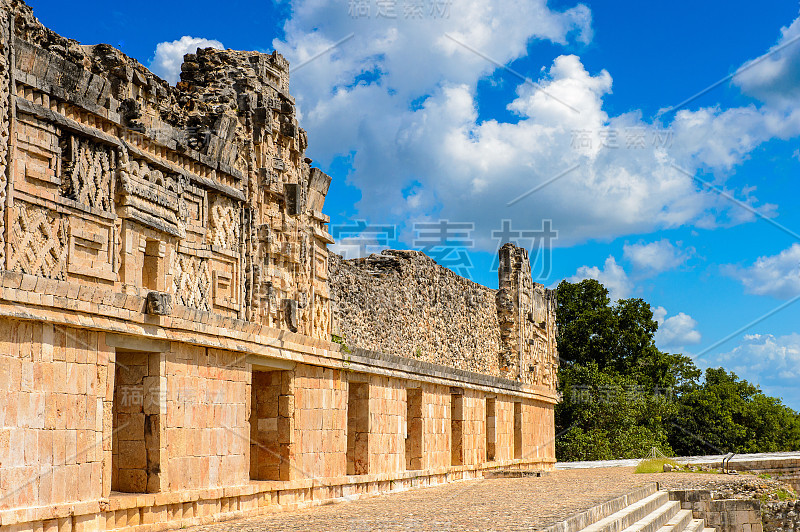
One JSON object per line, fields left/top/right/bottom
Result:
{"left": 31, "top": 0, "right": 800, "bottom": 408}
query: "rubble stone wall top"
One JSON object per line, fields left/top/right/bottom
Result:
{"left": 329, "top": 245, "right": 559, "bottom": 389}
{"left": 330, "top": 250, "right": 502, "bottom": 376}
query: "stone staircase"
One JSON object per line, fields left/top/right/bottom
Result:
{"left": 544, "top": 484, "right": 716, "bottom": 532}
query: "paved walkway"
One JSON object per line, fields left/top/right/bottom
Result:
{"left": 182, "top": 468, "right": 655, "bottom": 532}
{"left": 186, "top": 467, "right": 796, "bottom": 531}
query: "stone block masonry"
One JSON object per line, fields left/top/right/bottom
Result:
{"left": 0, "top": 1, "right": 559, "bottom": 530}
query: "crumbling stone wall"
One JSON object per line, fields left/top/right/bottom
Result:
{"left": 330, "top": 250, "right": 501, "bottom": 376}
{"left": 496, "top": 244, "right": 559, "bottom": 388}
{"left": 329, "top": 244, "right": 558, "bottom": 387}
{"left": 763, "top": 500, "right": 800, "bottom": 532}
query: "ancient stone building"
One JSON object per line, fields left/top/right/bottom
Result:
{"left": 0, "top": 1, "right": 559, "bottom": 530}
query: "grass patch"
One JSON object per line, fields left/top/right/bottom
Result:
{"left": 756, "top": 489, "right": 793, "bottom": 504}
{"left": 635, "top": 457, "right": 680, "bottom": 474}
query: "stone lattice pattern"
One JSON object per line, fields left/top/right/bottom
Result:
{"left": 60, "top": 135, "right": 115, "bottom": 212}
{"left": 4, "top": 0, "right": 333, "bottom": 331}
{"left": 171, "top": 253, "right": 211, "bottom": 311}
{"left": 8, "top": 201, "right": 68, "bottom": 279}
{"left": 208, "top": 194, "right": 240, "bottom": 252}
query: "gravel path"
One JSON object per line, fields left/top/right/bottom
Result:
{"left": 185, "top": 468, "right": 796, "bottom": 532}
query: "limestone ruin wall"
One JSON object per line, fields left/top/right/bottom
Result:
{"left": 330, "top": 244, "right": 559, "bottom": 389}
{"left": 330, "top": 250, "right": 502, "bottom": 375}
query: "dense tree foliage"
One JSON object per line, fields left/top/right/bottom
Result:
{"left": 555, "top": 279, "right": 800, "bottom": 461}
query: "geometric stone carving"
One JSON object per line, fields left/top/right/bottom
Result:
{"left": 0, "top": 15, "right": 9, "bottom": 269}
{"left": 171, "top": 252, "right": 211, "bottom": 311}
{"left": 211, "top": 252, "right": 240, "bottom": 312}
{"left": 312, "top": 293, "right": 330, "bottom": 339}
{"left": 8, "top": 202, "right": 68, "bottom": 279}
{"left": 208, "top": 194, "right": 239, "bottom": 252}
{"left": 60, "top": 135, "right": 115, "bottom": 212}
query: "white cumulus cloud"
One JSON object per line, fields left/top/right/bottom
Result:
{"left": 723, "top": 243, "right": 800, "bottom": 299}
{"left": 271, "top": 0, "right": 800, "bottom": 250}
{"left": 567, "top": 256, "right": 632, "bottom": 301}
{"left": 653, "top": 306, "right": 702, "bottom": 350}
{"left": 623, "top": 239, "right": 693, "bottom": 275}
{"left": 150, "top": 36, "right": 224, "bottom": 84}
{"left": 734, "top": 14, "right": 800, "bottom": 109}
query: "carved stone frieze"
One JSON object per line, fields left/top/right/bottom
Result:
{"left": 8, "top": 201, "right": 68, "bottom": 279}
{"left": 171, "top": 252, "right": 211, "bottom": 311}
{"left": 60, "top": 134, "right": 115, "bottom": 212}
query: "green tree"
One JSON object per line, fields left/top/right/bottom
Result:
{"left": 668, "top": 368, "right": 800, "bottom": 455}
{"left": 557, "top": 361, "right": 673, "bottom": 461}
{"left": 556, "top": 280, "right": 698, "bottom": 390}
{"left": 554, "top": 279, "right": 800, "bottom": 462}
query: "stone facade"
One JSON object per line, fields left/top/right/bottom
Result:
{"left": 0, "top": 2, "right": 559, "bottom": 531}
{"left": 7, "top": 0, "right": 332, "bottom": 335}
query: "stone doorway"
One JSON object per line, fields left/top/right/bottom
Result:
{"left": 346, "top": 381, "right": 370, "bottom": 475}
{"left": 486, "top": 397, "right": 496, "bottom": 461}
{"left": 250, "top": 369, "right": 293, "bottom": 481}
{"left": 112, "top": 351, "right": 161, "bottom": 493}
{"left": 514, "top": 401, "right": 523, "bottom": 460}
{"left": 405, "top": 387, "right": 423, "bottom": 470}
{"left": 451, "top": 390, "right": 464, "bottom": 466}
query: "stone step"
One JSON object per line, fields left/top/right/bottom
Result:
{"left": 702, "top": 529, "right": 716, "bottom": 532}
{"left": 683, "top": 519, "right": 707, "bottom": 532}
{"left": 654, "top": 509, "right": 693, "bottom": 532}
{"left": 545, "top": 483, "right": 659, "bottom": 532}
{"left": 579, "top": 491, "right": 671, "bottom": 532}
{"left": 619, "top": 501, "right": 681, "bottom": 532}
